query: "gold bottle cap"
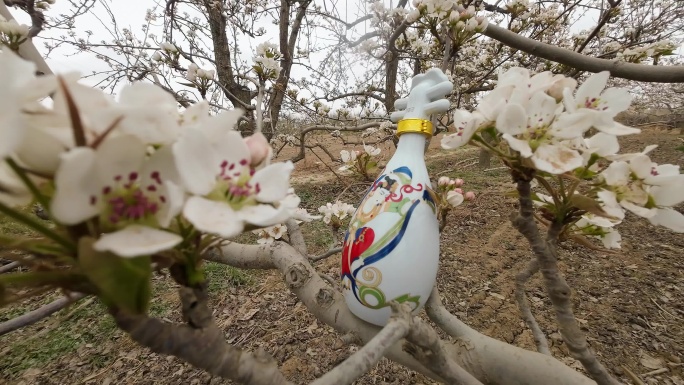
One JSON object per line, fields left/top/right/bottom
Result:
{"left": 396, "top": 119, "right": 433, "bottom": 138}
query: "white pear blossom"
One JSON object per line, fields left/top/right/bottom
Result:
{"left": 160, "top": 42, "right": 178, "bottom": 53}
{"left": 0, "top": 18, "right": 29, "bottom": 42}
{"left": 318, "top": 201, "right": 356, "bottom": 224}
{"left": 598, "top": 154, "right": 684, "bottom": 232}
{"left": 0, "top": 161, "right": 32, "bottom": 206}
{"left": 340, "top": 149, "right": 357, "bottom": 163}
{"left": 51, "top": 135, "right": 184, "bottom": 257}
{"left": 558, "top": 71, "right": 639, "bottom": 136}
{"left": 574, "top": 214, "right": 622, "bottom": 249}
{"left": 496, "top": 91, "right": 585, "bottom": 174}
{"left": 441, "top": 109, "right": 484, "bottom": 149}
{"left": 173, "top": 128, "right": 296, "bottom": 238}
{"left": 252, "top": 223, "right": 287, "bottom": 244}
{"left": 0, "top": 50, "right": 59, "bottom": 159}
{"left": 363, "top": 144, "right": 381, "bottom": 156}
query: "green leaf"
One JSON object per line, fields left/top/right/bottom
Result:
{"left": 78, "top": 237, "right": 151, "bottom": 314}
{"left": 569, "top": 194, "right": 611, "bottom": 218}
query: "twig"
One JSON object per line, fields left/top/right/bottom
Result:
{"left": 310, "top": 247, "right": 342, "bottom": 262}
{"left": 309, "top": 305, "right": 410, "bottom": 385}
{"left": 643, "top": 368, "right": 668, "bottom": 377}
{"left": 0, "top": 292, "right": 88, "bottom": 336}
{"left": 0, "top": 261, "right": 20, "bottom": 274}
{"left": 622, "top": 366, "right": 645, "bottom": 385}
{"left": 515, "top": 257, "right": 551, "bottom": 355}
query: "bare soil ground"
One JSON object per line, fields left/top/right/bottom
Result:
{"left": 1, "top": 129, "right": 683, "bottom": 385}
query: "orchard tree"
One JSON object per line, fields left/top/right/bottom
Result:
{"left": 1, "top": 0, "right": 684, "bottom": 385}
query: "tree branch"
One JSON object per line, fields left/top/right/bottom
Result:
{"left": 112, "top": 285, "right": 291, "bottom": 385}
{"left": 208, "top": 241, "right": 597, "bottom": 385}
{"left": 0, "top": 292, "right": 87, "bottom": 336}
{"left": 511, "top": 172, "right": 618, "bottom": 385}
{"left": 514, "top": 257, "right": 551, "bottom": 355}
{"left": 425, "top": 287, "right": 596, "bottom": 385}
{"left": 482, "top": 24, "right": 684, "bottom": 82}
{"left": 309, "top": 305, "right": 410, "bottom": 385}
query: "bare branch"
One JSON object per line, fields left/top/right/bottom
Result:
{"left": 514, "top": 257, "right": 551, "bottom": 355}
{"left": 310, "top": 305, "right": 410, "bottom": 385}
{"left": 310, "top": 246, "right": 342, "bottom": 262}
{"left": 401, "top": 303, "right": 484, "bottom": 385}
{"left": 0, "top": 292, "right": 88, "bottom": 336}
{"left": 112, "top": 285, "right": 291, "bottom": 385}
{"left": 0, "top": 261, "right": 20, "bottom": 274}
{"left": 482, "top": 24, "right": 684, "bottom": 83}
{"left": 290, "top": 122, "right": 380, "bottom": 163}
{"left": 425, "top": 288, "right": 596, "bottom": 385}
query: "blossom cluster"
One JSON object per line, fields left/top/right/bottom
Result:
{"left": 339, "top": 145, "right": 382, "bottom": 179}
{"left": 0, "top": 50, "right": 304, "bottom": 258}
{"left": 441, "top": 66, "right": 684, "bottom": 246}
{"left": 0, "top": 16, "right": 29, "bottom": 48}
{"left": 318, "top": 201, "right": 356, "bottom": 228}
{"left": 436, "top": 177, "right": 475, "bottom": 208}
{"left": 253, "top": 42, "right": 281, "bottom": 80}
{"left": 186, "top": 63, "right": 215, "bottom": 82}
{"left": 407, "top": 0, "right": 488, "bottom": 34}
{"left": 252, "top": 223, "right": 287, "bottom": 244}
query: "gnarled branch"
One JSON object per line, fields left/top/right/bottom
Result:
{"left": 482, "top": 24, "right": 684, "bottom": 83}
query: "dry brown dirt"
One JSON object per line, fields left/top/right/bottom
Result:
{"left": 0, "top": 129, "right": 683, "bottom": 385}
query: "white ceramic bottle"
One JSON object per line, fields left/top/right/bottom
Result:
{"left": 341, "top": 68, "right": 453, "bottom": 326}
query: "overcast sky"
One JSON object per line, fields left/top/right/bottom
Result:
{"left": 7, "top": 0, "right": 683, "bottom": 101}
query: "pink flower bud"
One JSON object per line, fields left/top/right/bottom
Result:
{"left": 464, "top": 191, "right": 476, "bottom": 201}
{"left": 454, "top": 178, "right": 464, "bottom": 187}
{"left": 244, "top": 132, "right": 271, "bottom": 166}
{"left": 438, "top": 176, "right": 450, "bottom": 187}
{"left": 454, "top": 188, "right": 463, "bottom": 194}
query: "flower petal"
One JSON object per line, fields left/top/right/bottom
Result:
{"left": 601, "top": 161, "right": 630, "bottom": 186}
{"left": 600, "top": 87, "right": 631, "bottom": 114}
{"left": 239, "top": 204, "right": 290, "bottom": 227}
{"left": 496, "top": 103, "right": 527, "bottom": 136}
{"left": 173, "top": 129, "right": 217, "bottom": 196}
{"left": 585, "top": 132, "right": 619, "bottom": 157}
{"left": 650, "top": 180, "right": 684, "bottom": 206}
{"left": 94, "top": 134, "right": 147, "bottom": 187}
{"left": 51, "top": 148, "right": 100, "bottom": 224}
{"left": 93, "top": 225, "right": 182, "bottom": 257}
{"left": 15, "top": 126, "right": 68, "bottom": 175}
{"left": 157, "top": 180, "right": 186, "bottom": 227}
{"left": 601, "top": 229, "right": 622, "bottom": 249}
{"left": 597, "top": 189, "right": 625, "bottom": 220}
{"left": 620, "top": 200, "right": 656, "bottom": 218}
{"left": 531, "top": 143, "right": 584, "bottom": 174}
{"left": 252, "top": 162, "right": 294, "bottom": 202}
{"left": 648, "top": 208, "right": 684, "bottom": 233}
{"left": 200, "top": 108, "right": 244, "bottom": 140}
{"left": 183, "top": 196, "right": 243, "bottom": 238}
{"left": 575, "top": 71, "right": 609, "bottom": 105}
{"left": 502, "top": 134, "right": 533, "bottom": 157}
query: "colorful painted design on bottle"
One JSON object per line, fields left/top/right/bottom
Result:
{"left": 341, "top": 165, "right": 439, "bottom": 325}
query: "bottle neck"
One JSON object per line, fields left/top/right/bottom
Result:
{"left": 396, "top": 132, "right": 428, "bottom": 156}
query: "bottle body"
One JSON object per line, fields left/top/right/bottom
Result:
{"left": 341, "top": 134, "right": 440, "bottom": 326}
